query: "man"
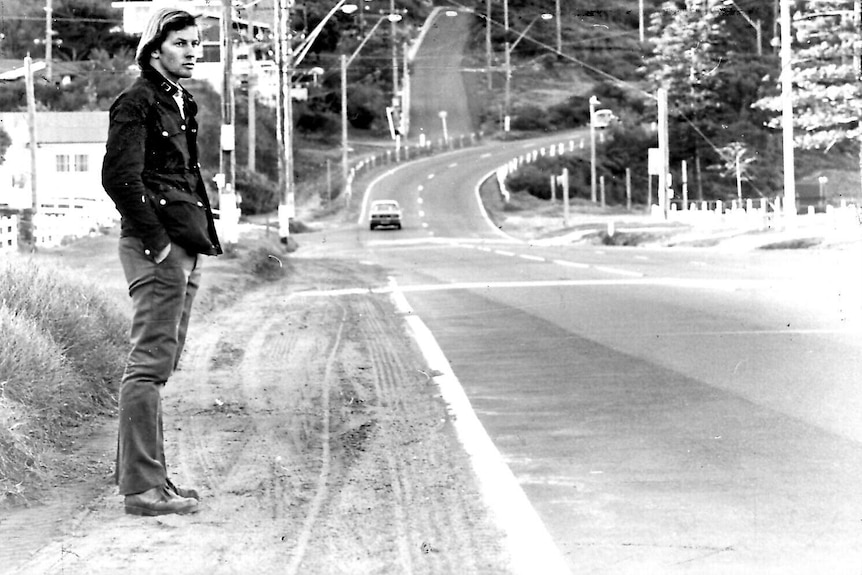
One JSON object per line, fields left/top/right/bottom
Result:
{"left": 102, "top": 8, "right": 221, "bottom": 517}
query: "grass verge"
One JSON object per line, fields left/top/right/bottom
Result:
{"left": 0, "top": 258, "right": 128, "bottom": 504}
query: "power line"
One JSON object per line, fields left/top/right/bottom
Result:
{"left": 2, "top": 15, "right": 124, "bottom": 24}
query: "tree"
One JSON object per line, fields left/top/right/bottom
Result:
{"left": 755, "top": 0, "right": 862, "bottom": 196}
{"left": 643, "top": 0, "right": 777, "bottom": 199}
{"left": 0, "top": 0, "right": 136, "bottom": 61}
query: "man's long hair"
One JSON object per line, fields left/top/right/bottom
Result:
{"left": 135, "top": 8, "right": 198, "bottom": 70}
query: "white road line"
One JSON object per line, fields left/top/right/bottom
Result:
{"left": 480, "top": 152, "right": 492, "bottom": 158}
{"left": 418, "top": 210, "right": 426, "bottom": 217}
{"left": 495, "top": 250, "right": 516, "bottom": 257}
{"left": 594, "top": 266, "right": 644, "bottom": 278}
{"left": 417, "top": 197, "right": 424, "bottom": 204}
{"left": 448, "top": 162, "right": 459, "bottom": 168}
{"left": 427, "top": 173, "right": 435, "bottom": 180}
{"left": 294, "top": 277, "right": 761, "bottom": 298}
{"left": 519, "top": 254, "right": 546, "bottom": 262}
{"left": 634, "top": 255, "right": 649, "bottom": 261}
{"left": 389, "top": 278, "right": 572, "bottom": 575}
{"left": 552, "top": 259, "right": 589, "bottom": 269}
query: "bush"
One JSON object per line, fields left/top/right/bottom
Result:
{"left": 510, "top": 104, "right": 551, "bottom": 132}
{"left": 506, "top": 155, "right": 592, "bottom": 201}
{"left": 236, "top": 168, "right": 278, "bottom": 216}
{"left": 296, "top": 110, "right": 338, "bottom": 135}
{"left": 547, "top": 96, "right": 590, "bottom": 129}
{"left": 245, "top": 246, "right": 290, "bottom": 281}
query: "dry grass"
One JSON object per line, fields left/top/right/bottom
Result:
{"left": 0, "top": 258, "right": 128, "bottom": 504}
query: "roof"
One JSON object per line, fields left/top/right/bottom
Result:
{"left": 0, "top": 112, "right": 109, "bottom": 145}
{"left": 0, "top": 59, "right": 91, "bottom": 82}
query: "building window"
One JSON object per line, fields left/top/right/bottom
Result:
{"left": 56, "top": 154, "right": 70, "bottom": 172}
{"left": 74, "top": 154, "right": 88, "bottom": 172}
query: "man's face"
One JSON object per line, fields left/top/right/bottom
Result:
{"left": 152, "top": 25, "right": 199, "bottom": 83}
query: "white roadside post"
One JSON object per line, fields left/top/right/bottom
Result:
{"left": 439, "top": 110, "right": 449, "bottom": 146}
{"left": 561, "top": 168, "right": 569, "bottom": 227}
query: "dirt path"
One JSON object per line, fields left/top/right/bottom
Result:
{"left": 2, "top": 252, "right": 511, "bottom": 574}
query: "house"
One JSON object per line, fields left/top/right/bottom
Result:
{"left": 0, "top": 111, "right": 116, "bottom": 245}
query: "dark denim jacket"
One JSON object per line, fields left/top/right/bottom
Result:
{"left": 102, "top": 69, "right": 221, "bottom": 256}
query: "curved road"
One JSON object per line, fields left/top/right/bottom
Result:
{"left": 310, "top": 8, "right": 862, "bottom": 573}
{"left": 305, "top": 132, "right": 862, "bottom": 573}
{"left": 408, "top": 8, "right": 476, "bottom": 144}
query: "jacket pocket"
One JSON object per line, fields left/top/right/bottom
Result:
{"left": 151, "top": 185, "right": 213, "bottom": 254}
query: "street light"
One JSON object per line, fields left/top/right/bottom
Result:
{"left": 341, "top": 12, "right": 402, "bottom": 202}
{"left": 504, "top": 13, "right": 553, "bottom": 131}
{"left": 275, "top": 0, "right": 357, "bottom": 241}
{"left": 722, "top": 0, "right": 762, "bottom": 57}
{"left": 589, "top": 95, "right": 599, "bottom": 203}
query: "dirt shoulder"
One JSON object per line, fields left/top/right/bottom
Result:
{"left": 1, "top": 228, "right": 511, "bottom": 574}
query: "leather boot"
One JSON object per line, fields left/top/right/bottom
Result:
{"left": 166, "top": 477, "right": 200, "bottom": 500}
{"left": 125, "top": 485, "right": 199, "bottom": 516}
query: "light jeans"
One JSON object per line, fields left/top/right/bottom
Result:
{"left": 116, "top": 237, "right": 200, "bottom": 495}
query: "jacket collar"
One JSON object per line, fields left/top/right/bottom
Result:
{"left": 142, "top": 68, "right": 183, "bottom": 97}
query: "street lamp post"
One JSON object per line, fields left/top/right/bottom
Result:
{"left": 45, "top": 0, "right": 53, "bottom": 82}
{"left": 341, "top": 12, "right": 401, "bottom": 201}
{"left": 504, "top": 13, "right": 553, "bottom": 131}
{"left": 275, "top": 0, "right": 357, "bottom": 241}
{"left": 722, "top": 0, "right": 762, "bottom": 57}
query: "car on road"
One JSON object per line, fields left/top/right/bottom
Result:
{"left": 593, "top": 109, "right": 617, "bottom": 128}
{"left": 369, "top": 200, "right": 402, "bottom": 230}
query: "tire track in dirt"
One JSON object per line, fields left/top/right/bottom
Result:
{"left": 360, "top": 296, "right": 420, "bottom": 574}
{"left": 284, "top": 302, "right": 347, "bottom": 575}
{"left": 3, "top": 255, "right": 514, "bottom": 574}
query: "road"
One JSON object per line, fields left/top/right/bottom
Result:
{"left": 308, "top": 133, "right": 862, "bottom": 573}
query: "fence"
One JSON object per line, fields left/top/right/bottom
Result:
{"left": 32, "top": 198, "right": 117, "bottom": 247}
{"left": 662, "top": 196, "right": 860, "bottom": 230}
{"left": 0, "top": 213, "right": 17, "bottom": 253}
{"left": 344, "top": 132, "right": 485, "bottom": 200}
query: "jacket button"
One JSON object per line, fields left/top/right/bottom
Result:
{"left": 197, "top": 201, "right": 203, "bottom": 207}
{"left": 141, "top": 195, "right": 146, "bottom": 203}
{"left": 160, "top": 199, "right": 167, "bottom": 206}
{"left": 162, "top": 131, "right": 169, "bottom": 137}
{"left": 181, "top": 125, "right": 186, "bottom": 131}
{"left": 144, "top": 249, "right": 151, "bottom": 256}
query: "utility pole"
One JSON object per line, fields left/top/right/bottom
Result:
{"left": 45, "top": 0, "right": 53, "bottom": 82}
{"left": 639, "top": 0, "right": 645, "bottom": 43}
{"left": 780, "top": 0, "right": 796, "bottom": 218}
{"left": 275, "top": 0, "right": 295, "bottom": 240}
{"left": 589, "top": 95, "right": 598, "bottom": 203}
{"left": 486, "top": 0, "right": 492, "bottom": 89}
{"left": 25, "top": 55, "right": 37, "bottom": 216}
{"left": 657, "top": 87, "right": 669, "bottom": 220}
{"left": 221, "top": 0, "right": 235, "bottom": 192}
{"left": 219, "top": 0, "right": 238, "bottom": 246}
{"left": 555, "top": 0, "right": 562, "bottom": 54}
{"left": 247, "top": 4, "right": 256, "bottom": 173}
{"left": 504, "top": 0, "right": 509, "bottom": 32}
{"left": 390, "top": 0, "right": 399, "bottom": 108}
{"left": 341, "top": 53, "right": 349, "bottom": 201}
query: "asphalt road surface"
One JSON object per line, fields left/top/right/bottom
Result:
{"left": 309, "top": 134, "right": 862, "bottom": 573}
